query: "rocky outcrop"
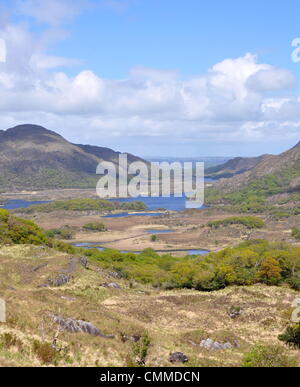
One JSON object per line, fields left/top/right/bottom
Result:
{"left": 189, "top": 338, "right": 239, "bottom": 351}
{"left": 228, "top": 306, "right": 241, "bottom": 319}
{"left": 80, "top": 257, "right": 88, "bottom": 268}
{"left": 48, "top": 274, "right": 71, "bottom": 287}
{"left": 49, "top": 314, "right": 114, "bottom": 338}
{"left": 168, "top": 352, "right": 189, "bottom": 363}
{"left": 120, "top": 333, "right": 141, "bottom": 343}
{"left": 101, "top": 282, "right": 121, "bottom": 289}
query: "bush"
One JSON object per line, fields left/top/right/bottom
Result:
{"left": 83, "top": 222, "right": 107, "bottom": 232}
{"left": 278, "top": 324, "right": 300, "bottom": 349}
{"left": 0, "top": 209, "right": 48, "bottom": 245}
{"left": 207, "top": 216, "right": 265, "bottom": 230}
{"left": 287, "top": 277, "right": 300, "bottom": 291}
{"left": 291, "top": 227, "right": 300, "bottom": 240}
{"left": 242, "top": 344, "right": 298, "bottom": 367}
{"left": 32, "top": 340, "right": 59, "bottom": 364}
{"left": 45, "top": 227, "right": 74, "bottom": 240}
{"left": 131, "top": 333, "right": 151, "bottom": 366}
{"left": 0, "top": 210, "right": 78, "bottom": 255}
{"left": 0, "top": 332, "right": 23, "bottom": 351}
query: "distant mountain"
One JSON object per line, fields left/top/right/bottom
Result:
{"left": 205, "top": 155, "right": 268, "bottom": 178}
{"left": 0, "top": 124, "right": 145, "bottom": 190}
{"left": 207, "top": 140, "right": 300, "bottom": 206}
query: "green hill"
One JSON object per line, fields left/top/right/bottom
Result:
{"left": 206, "top": 141, "right": 300, "bottom": 215}
{"left": 0, "top": 124, "right": 145, "bottom": 190}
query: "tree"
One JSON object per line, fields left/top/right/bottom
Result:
{"left": 257, "top": 256, "right": 282, "bottom": 285}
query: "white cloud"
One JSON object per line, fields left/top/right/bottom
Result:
{"left": 0, "top": 6, "right": 300, "bottom": 150}
{"left": 30, "top": 54, "right": 82, "bottom": 69}
{"left": 247, "top": 68, "right": 296, "bottom": 92}
{"left": 18, "top": 0, "right": 88, "bottom": 25}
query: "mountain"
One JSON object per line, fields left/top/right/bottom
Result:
{"left": 0, "top": 124, "right": 145, "bottom": 190}
{"left": 205, "top": 155, "right": 268, "bottom": 178}
{"left": 206, "top": 140, "right": 300, "bottom": 207}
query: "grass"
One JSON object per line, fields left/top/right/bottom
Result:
{"left": 1, "top": 243, "right": 299, "bottom": 367}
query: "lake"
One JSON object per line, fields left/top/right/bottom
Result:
{"left": 102, "top": 211, "right": 165, "bottom": 218}
{"left": 1, "top": 199, "right": 49, "bottom": 210}
{"left": 72, "top": 242, "right": 209, "bottom": 256}
{"left": 109, "top": 195, "right": 207, "bottom": 212}
{"left": 1, "top": 196, "right": 207, "bottom": 213}
{"left": 145, "top": 229, "right": 174, "bottom": 234}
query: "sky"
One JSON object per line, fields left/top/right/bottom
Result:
{"left": 1, "top": 0, "right": 300, "bottom": 157}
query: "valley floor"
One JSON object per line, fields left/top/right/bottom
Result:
{"left": 17, "top": 205, "right": 300, "bottom": 254}
{"left": 1, "top": 189, "right": 300, "bottom": 367}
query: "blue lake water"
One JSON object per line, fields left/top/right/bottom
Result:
{"left": 145, "top": 229, "right": 174, "bottom": 234}
{"left": 1, "top": 195, "right": 207, "bottom": 213}
{"left": 102, "top": 211, "right": 165, "bottom": 218}
{"left": 109, "top": 195, "right": 207, "bottom": 213}
{"left": 72, "top": 243, "right": 209, "bottom": 256}
{"left": 1, "top": 199, "right": 49, "bottom": 210}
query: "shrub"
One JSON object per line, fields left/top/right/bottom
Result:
{"left": 32, "top": 340, "right": 59, "bottom": 364}
{"left": 45, "top": 227, "right": 74, "bottom": 240}
{"left": 131, "top": 333, "right": 151, "bottom": 366}
{"left": 291, "top": 227, "right": 300, "bottom": 240}
{"left": 83, "top": 222, "right": 107, "bottom": 232}
{"left": 207, "top": 216, "right": 265, "bottom": 230}
{"left": 150, "top": 235, "right": 157, "bottom": 242}
{"left": 287, "top": 277, "right": 300, "bottom": 291}
{"left": 0, "top": 211, "right": 48, "bottom": 245}
{"left": 278, "top": 324, "right": 300, "bottom": 349}
{"left": 242, "top": 344, "right": 298, "bottom": 367}
{"left": 0, "top": 332, "right": 23, "bottom": 351}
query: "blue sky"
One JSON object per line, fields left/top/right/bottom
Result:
{"left": 63, "top": 1, "right": 300, "bottom": 80}
{"left": 1, "top": 0, "right": 300, "bottom": 157}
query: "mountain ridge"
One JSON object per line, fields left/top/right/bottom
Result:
{"left": 205, "top": 155, "right": 269, "bottom": 178}
{"left": 206, "top": 139, "right": 300, "bottom": 207}
{"left": 0, "top": 124, "right": 145, "bottom": 190}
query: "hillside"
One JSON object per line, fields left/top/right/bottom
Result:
{"left": 0, "top": 124, "right": 144, "bottom": 190}
{"left": 1, "top": 244, "right": 299, "bottom": 367}
{"left": 0, "top": 211, "right": 299, "bottom": 367}
{"left": 205, "top": 155, "right": 268, "bottom": 178}
{"left": 206, "top": 140, "right": 300, "bottom": 213}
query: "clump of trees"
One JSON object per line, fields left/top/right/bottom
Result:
{"left": 0, "top": 209, "right": 75, "bottom": 254}
{"left": 45, "top": 227, "right": 74, "bottom": 240}
{"left": 16, "top": 198, "right": 147, "bottom": 214}
{"left": 82, "top": 222, "right": 107, "bottom": 232}
{"left": 82, "top": 239, "right": 300, "bottom": 291}
{"left": 0, "top": 209, "right": 48, "bottom": 245}
{"left": 207, "top": 216, "right": 265, "bottom": 230}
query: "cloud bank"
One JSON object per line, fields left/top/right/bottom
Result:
{"left": 0, "top": 0, "right": 300, "bottom": 154}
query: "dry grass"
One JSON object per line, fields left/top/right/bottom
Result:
{"left": 0, "top": 244, "right": 299, "bottom": 367}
